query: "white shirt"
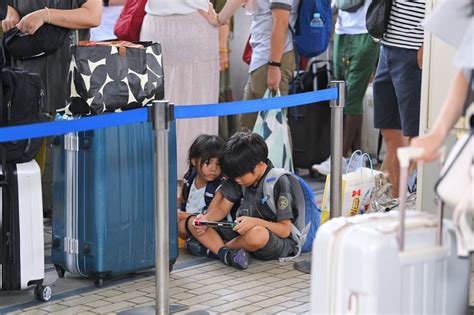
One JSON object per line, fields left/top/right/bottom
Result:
{"left": 334, "top": 0, "right": 372, "bottom": 35}
{"left": 146, "top": 0, "right": 209, "bottom": 16}
{"left": 185, "top": 181, "right": 207, "bottom": 213}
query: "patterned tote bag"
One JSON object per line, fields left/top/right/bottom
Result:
{"left": 66, "top": 41, "right": 164, "bottom": 115}
{"left": 253, "top": 90, "right": 294, "bottom": 172}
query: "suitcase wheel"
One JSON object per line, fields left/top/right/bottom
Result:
{"left": 95, "top": 278, "right": 104, "bottom": 288}
{"left": 35, "top": 284, "right": 52, "bottom": 302}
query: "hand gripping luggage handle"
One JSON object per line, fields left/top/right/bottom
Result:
{"left": 396, "top": 147, "right": 424, "bottom": 251}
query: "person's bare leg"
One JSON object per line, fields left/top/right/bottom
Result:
{"left": 381, "top": 128, "right": 409, "bottom": 198}
{"left": 177, "top": 212, "right": 191, "bottom": 239}
{"left": 343, "top": 115, "right": 363, "bottom": 157}
{"left": 225, "top": 226, "right": 269, "bottom": 252}
{"left": 186, "top": 216, "right": 225, "bottom": 254}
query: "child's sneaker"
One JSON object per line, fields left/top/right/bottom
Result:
{"left": 184, "top": 237, "right": 206, "bottom": 256}
{"left": 226, "top": 248, "right": 249, "bottom": 270}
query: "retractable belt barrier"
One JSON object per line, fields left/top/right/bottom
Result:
{"left": 0, "top": 85, "right": 343, "bottom": 315}
{"left": 0, "top": 89, "right": 337, "bottom": 142}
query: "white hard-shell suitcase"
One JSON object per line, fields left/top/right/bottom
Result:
{"left": 310, "top": 148, "right": 470, "bottom": 314}
{"left": 0, "top": 161, "right": 51, "bottom": 301}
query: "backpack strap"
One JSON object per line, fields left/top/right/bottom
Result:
{"left": 204, "top": 177, "right": 222, "bottom": 210}
{"left": 262, "top": 168, "right": 309, "bottom": 262}
{"left": 180, "top": 168, "right": 197, "bottom": 211}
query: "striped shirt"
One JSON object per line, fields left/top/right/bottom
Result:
{"left": 381, "top": 0, "right": 426, "bottom": 50}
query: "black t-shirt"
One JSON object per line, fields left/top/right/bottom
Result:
{"left": 219, "top": 164, "right": 297, "bottom": 223}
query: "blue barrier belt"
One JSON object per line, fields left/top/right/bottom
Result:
{"left": 0, "top": 108, "right": 149, "bottom": 142}
{"left": 175, "top": 88, "right": 338, "bottom": 119}
{"left": 0, "top": 88, "right": 338, "bottom": 143}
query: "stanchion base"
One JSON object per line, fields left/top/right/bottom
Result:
{"left": 118, "top": 303, "right": 189, "bottom": 314}
{"left": 293, "top": 259, "right": 312, "bottom": 274}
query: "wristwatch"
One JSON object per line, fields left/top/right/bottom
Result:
{"left": 268, "top": 60, "right": 282, "bottom": 68}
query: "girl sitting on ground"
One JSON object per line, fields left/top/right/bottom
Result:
{"left": 178, "top": 134, "right": 237, "bottom": 256}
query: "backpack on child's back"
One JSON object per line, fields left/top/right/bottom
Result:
{"left": 291, "top": 0, "right": 332, "bottom": 58}
{"left": 261, "top": 168, "right": 322, "bottom": 262}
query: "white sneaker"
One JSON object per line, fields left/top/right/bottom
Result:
{"left": 312, "top": 156, "right": 348, "bottom": 176}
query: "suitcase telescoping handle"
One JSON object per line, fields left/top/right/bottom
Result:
{"left": 396, "top": 147, "right": 426, "bottom": 251}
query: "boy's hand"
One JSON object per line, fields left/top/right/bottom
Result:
{"left": 234, "top": 216, "right": 259, "bottom": 235}
{"left": 193, "top": 214, "right": 208, "bottom": 235}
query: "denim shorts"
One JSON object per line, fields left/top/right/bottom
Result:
{"left": 373, "top": 45, "right": 422, "bottom": 137}
{"left": 217, "top": 227, "right": 297, "bottom": 261}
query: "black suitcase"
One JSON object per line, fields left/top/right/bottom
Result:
{"left": 289, "top": 61, "right": 331, "bottom": 176}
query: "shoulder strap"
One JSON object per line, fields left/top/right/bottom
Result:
{"left": 180, "top": 168, "right": 196, "bottom": 210}
{"left": 262, "top": 168, "right": 306, "bottom": 230}
{"left": 262, "top": 168, "right": 310, "bottom": 262}
{"left": 204, "top": 177, "right": 222, "bottom": 209}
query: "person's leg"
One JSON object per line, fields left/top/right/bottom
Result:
{"left": 385, "top": 47, "right": 422, "bottom": 197}
{"left": 177, "top": 212, "right": 191, "bottom": 239}
{"left": 380, "top": 129, "right": 409, "bottom": 197}
{"left": 333, "top": 33, "right": 344, "bottom": 82}
{"left": 186, "top": 215, "right": 227, "bottom": 253}
{"left": 343, "top": 34, "right": 380, "bottom": 156}
{"left": 389, "top": 47, "right": 422, "bottom": 139}
{"left": 225, "top": 225, "right": 270, "bottom": 252}
{"left": 278, "top": 50, "right": 296, "bottom": 96}
{"left": 227, "top": 227, "right": 296, "bottom": 261}
{"left": 373, "top": 45, "right": 403, "bottom": 197}
{"left": 240, "top": 51, "right": 295, "bottom": 130}
{"left": 240, "top": 66, "right": 267, "bottom": 130}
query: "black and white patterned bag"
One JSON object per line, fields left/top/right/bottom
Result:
{"left": 65, "top": 41, "right": 164, "bottom": 115}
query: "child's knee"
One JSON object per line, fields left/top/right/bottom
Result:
{"left": 246, "top": 226, "right": 269, "bottom": 248}
{"left": 185, "top": 215, "right": 197, "bottom": 235}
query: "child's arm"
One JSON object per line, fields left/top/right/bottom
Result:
{"left": 205, "top": 190, "right": 234, "bottom": 221}
{"left": 234, "top": 217, "right": 292, "bottom": 238}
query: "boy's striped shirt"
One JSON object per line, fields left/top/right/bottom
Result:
{"left": 382, "top": 0, "right": 426, "bottom": 50}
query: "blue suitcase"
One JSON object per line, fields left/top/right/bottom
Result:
{"left": 51, "top": 118, "right": 178, "bottom": 287}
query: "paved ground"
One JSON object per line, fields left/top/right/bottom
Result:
{"left": 2, "top": 252, "right": 314, "bottom": 315}
{"left": 2, "top": 167, "right": 474, "bottom": 314}
{"left": 0, "top": 171, "right": 323, "bottom": 314}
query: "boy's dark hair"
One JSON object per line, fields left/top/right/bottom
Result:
{"left": 220, "top": 132, "right": 268, "bottom": 178}
{"left": 187, "top": 134, "right": 225, "bottom": 173}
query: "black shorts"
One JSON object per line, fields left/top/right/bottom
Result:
{"left": 216, "top": 227, "right": 297, "bottom": 261}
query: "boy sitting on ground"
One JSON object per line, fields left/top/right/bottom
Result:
{"left": 187, "top": 132, "right": 298, "bottom": 269}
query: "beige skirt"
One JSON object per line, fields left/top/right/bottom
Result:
{"left": 141, "top": 12, "right": 219, "bottom": 178}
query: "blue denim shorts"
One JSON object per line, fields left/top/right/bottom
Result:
{"left": 373, "top": 45, "right": 422, "bottom": 137}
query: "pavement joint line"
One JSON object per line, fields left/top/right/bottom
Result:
{"left": 0, "top": 256, "right": 212, "bottom": 314}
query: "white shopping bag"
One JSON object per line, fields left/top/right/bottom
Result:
{"left": 253, "top": 89, "right": 294, "bottom": 172}
{"left": 321, "top": 151, "right": 382, "bottom": 219}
